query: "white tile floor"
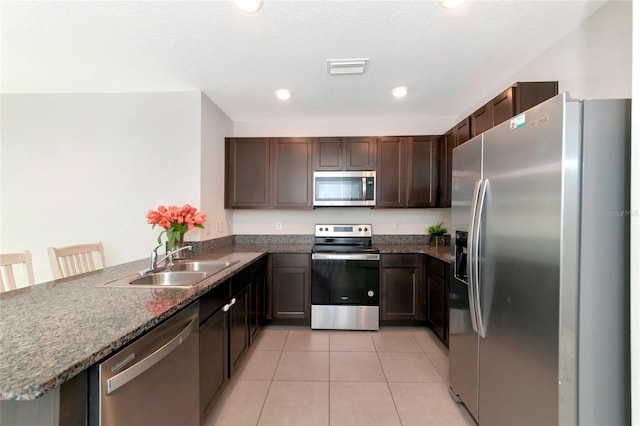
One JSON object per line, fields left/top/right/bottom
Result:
{"left": 203, "top": 326, "right": 476, "bottom": 426}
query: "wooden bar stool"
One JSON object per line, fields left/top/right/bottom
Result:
{"left": 0, "top": 250, "right": 35, "bottom": 292}
{"left": 48, "top": 242, "right": 106, "bottom": 279}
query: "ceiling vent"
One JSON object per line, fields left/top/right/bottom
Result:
{"left": 326, "top": 58, "right": 370, "bottom": 75}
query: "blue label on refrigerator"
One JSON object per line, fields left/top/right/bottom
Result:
{"left": 510, "top": 113, "right": 526, "bottom": 129}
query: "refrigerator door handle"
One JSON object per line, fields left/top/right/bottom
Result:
{"left": 467, "top": 180, "right": 482, "bottom": 333}
{"left": 474, "top": 179, "right": 488, "bottom": 338}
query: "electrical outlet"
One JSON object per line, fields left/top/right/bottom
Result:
{"left": 205, "top": 222, "right": 211, "bottom": 235}
{"left": 275, "top": 221, "right": 282, "bottom": 231}
{"left": 217, "top": 222, "right": 223, "bottom": 233}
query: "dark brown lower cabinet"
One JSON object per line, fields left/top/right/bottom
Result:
{"left": 380, "top": 254, "right": 425, "bottom": 322}
{"left": 199, "top": 306, "right": 227, "bottom": 418}
{"left": 250, "top": 258, "right": 267, "bottom": 342}
{"left": 427, "top": 257, "right": 450, "bottom": 346}
{"left": 199, "top": 281, "right": 230, "bottom": 418}
{"left": 269, "top": 254, "right": 310, "bottom": 322}
{"left": 229, "top": 286, "right": 249, "bottom": 376}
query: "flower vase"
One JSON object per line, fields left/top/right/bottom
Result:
{"left": 167, "top": 234, "right": 187, "bottom": 259}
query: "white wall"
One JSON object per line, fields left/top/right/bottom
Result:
{"left": 232, "top": 208, "right": 450, "bottom": 236}
{"left": 233, "top": 115, "right": 452, "bottom": 138}
{"left": 200, "top": 93, "right": 234, "bottom": 239}
{"left": 0, "top": 91, "right": 203, "bottom": 284}
{"left": 514, "top": 0, "right": 631, "bottom": 100}
{"left": 230, "top": 1, "right": 631, "bottom": 237}
{"left": 455, "top": 0, "right": 632, "bottom": 124}
{"left": 630, "top": 2, "right": 639, "bottom": 424}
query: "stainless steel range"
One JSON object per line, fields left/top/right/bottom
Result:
{"left": 311, "top": 224, "right": 380, "bottom": 331}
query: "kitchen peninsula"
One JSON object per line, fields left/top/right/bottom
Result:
{"left": 0, "top": 238, "right": 449, "bottom": 426}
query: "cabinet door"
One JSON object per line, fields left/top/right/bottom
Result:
{"left": 438, "top": 131, "right": 454, "bottom": 208}
{"left": 456, "top": 118, "right": 472, "bottom": 145}
{"left": 271, "top": 138, "right": 313, "bottom": 208}
{"left": 225, "top": 138, "right": 270, "bottom": 208}
{"left": 200, "top": 308, "right": 228, "bottom": 418}
{"left": 380, "top": 254, "right": 425, "bottom": 321}
{"left": 229, "top": 288, "right": 249, "bottom": 376}
{"left": 250, "top": 268, "right": 266, "bottom": 342}
{"left": 314, "top": 137, "right": 343, "bottom": 170}
{"left": 427, "top": 272, "right": 446, "bottom": 340}
{"left": 472, "top": 104, "right": 493, "bottom": 137}
{"left": 345, "top": 137, "right": 376, "bottom": 170}
{"left": 492, "top": 87, "right": 515, "bottom": 127}
{"left": 407, "top": 136, "right": 438, "bottom": 207}
{"left": 513, "top": 81, "right": 559, "bottom": 114}
{"left": 271, "top": 254, "right": 310, "bottom": 321}
{"left": 376, "top": 136, "right": 406, "bottom": 207}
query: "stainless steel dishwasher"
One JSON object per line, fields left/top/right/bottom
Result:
{"left": 89, "top": 302, "right": 199, "bottom": 426}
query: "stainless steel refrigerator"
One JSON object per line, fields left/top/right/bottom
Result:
{"left": 449, "top": 93, "right": 630, "bottom": 426}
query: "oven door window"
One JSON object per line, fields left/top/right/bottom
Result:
{"left": 311, "top": 259, "right": 379, "bottom": 306}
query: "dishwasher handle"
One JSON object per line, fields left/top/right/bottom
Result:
{"left": 106, "top": 314, "right": 197, "bottom": 395}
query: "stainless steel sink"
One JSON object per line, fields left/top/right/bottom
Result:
{"left": 170, "top": 260, "right": 240, "bottom": 275}
{"left": 129, "top": 271, "right": 209, "bottom": 286}
{"left": 100, "top": 259, "right": 241, "bottom": 288}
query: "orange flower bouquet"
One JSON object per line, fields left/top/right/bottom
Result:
{"left": 146, "top": 204, "right": 207, "bottom": 250}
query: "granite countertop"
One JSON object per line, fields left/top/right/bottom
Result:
{"left": 0, "top": 250, "right": 268, "bottom": 401}
{"left": 0, "top": 241, "right": 447, "bottom": 401}
{"left": 376, "top": 244, "right": 452, "bottom": 263}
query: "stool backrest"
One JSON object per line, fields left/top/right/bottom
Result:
{"left": 0, "top": 251, "right": 35, "bottom": 292}
{"left": 48, "top": 242, "right": 106, "bottom": 279}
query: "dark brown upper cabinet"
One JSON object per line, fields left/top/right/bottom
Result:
{"left": 313, "top": 137, "right": 376, "bottom": 171}
{"left": 456, "top": 118, "right": 472, "bottom": 145}
{"left": 225, "top": 137, "right": 313, "bottom": 209}
{"left": 377, "top": 136, "right": 439, "bottom": 208}
{"left": 438, "top": 118, "right": 471, "bottom": 207}
{"left": 271, "top": 137, "right": 313, "bottom": 208}
{"left": 473, "top": 81, "right": 559, "bottom": 137}
{"left": 492, "top": 81, "right": 559, "bottom": 127}
{"left": 472, "top": 103, "right": 493, "bottom": 138}
{"left": 376, "top": 136, "right": 405, "bottom": 208}
{"left": 225, "top": 138, "right": 270, "bottom": 208}
{"left": 407, "top": 136, "right": 439, "bottom": 207}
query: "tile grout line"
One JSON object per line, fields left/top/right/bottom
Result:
{"left": 254, "top": 330, "right": 288, "bottom": 426}
{"left": 378, "top": 335, "right": 405, "bottom": 426}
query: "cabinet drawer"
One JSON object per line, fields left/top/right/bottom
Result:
{"left": 382, "top": 254, "right": 422, "bottom": 268}
{"left": 272, "top": 253, "right": 309, "bottom": 268}
{"left": 427, "top": 257, "right": 447, "bottom": 277}
{"left": 200, "top": 281, "right": 230, "bottom": 323}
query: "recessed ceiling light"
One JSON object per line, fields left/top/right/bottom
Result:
{"left": 439, "top": 0, "right": 464, "bottom": 9}
{"left": 235, "top": 0, "right": 263, "bottom": 13}
{"left": 275, "top": 89, "right": 291, "bottom": 100}
{"left": 392, "top": 87, "right": 408, "bottom": 98}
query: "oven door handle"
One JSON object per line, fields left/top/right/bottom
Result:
{"left": 312, "top": 253, "right": 380, "bottom": 261}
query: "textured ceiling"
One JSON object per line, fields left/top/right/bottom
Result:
{"left": 1, "top": 1, "right": 608, "bottom": 124}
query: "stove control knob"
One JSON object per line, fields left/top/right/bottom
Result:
{"left": 359, "top": 227, "right": 363, "bottom": 232}
{"left": 368, "top": 290, "right": 374, "bottom": 297}
{"left": 325, "top": 227, "right": 329, "bottom": 231}
{"left": 364, "top": 227, "right": 368, "bottom": 232}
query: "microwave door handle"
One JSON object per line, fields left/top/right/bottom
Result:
{"left": 362, "top": 177, "right": 367, "bottom": 201}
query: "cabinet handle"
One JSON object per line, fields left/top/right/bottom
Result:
{"left": 223, "top": 297, "right": 237, "bottom": 312}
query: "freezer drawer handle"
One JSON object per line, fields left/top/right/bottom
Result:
{"left": 105, "top": 314, "right": 197, "bottom": 395}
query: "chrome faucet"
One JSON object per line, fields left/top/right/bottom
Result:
{"left": 148, "top": 244, "right": 192, "bottom": 271}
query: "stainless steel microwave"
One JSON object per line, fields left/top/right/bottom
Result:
{"left": 313, "top": 171, "right": 376, "bottom": 207}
